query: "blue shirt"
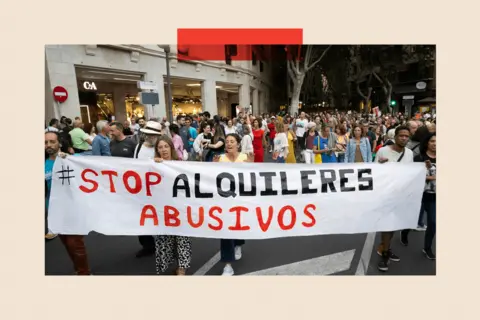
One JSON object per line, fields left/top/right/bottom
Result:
{"left": 92, "top": 134, "right": 111, "bottom": 156}
{"left": 45, "top": 159, "right": 55, "bottom": 210}
{"left": 188, "top": 127, "right": 198, "bottom": 148}
{"left": 314, "top": 136, "right": 337, "bottom": 163}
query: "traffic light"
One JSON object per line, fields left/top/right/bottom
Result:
{"left": 390, "top": 100, "right": 397, "bottom": 106}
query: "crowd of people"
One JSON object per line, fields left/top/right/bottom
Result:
{"left": 45, "top": 107, "right": 436, "bottom": 275}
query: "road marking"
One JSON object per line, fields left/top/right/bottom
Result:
{"left": 355, "top": 232, "right": 376, "bottom": 275}
{"left": 242, "top": 249, "right": 355, "bottom": 276}
{"left": 193, "top": 251, "right": 221, "bottom": 276}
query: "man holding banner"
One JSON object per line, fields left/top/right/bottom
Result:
{"left": 375, "top": 125, "right": 414, "bottom": 272}
{"left": 45, "top": 131, "right": 91, "bottom": 275}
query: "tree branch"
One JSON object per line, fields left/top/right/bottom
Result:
{"left": 306, "top": 45, "right": 332, "bottom": 72}
{"left": 356, "top": 83, "right": 367, "bottom": 100}
{"left": 287, "top": 60, "right": 297, "bottom": 81}
{"left": 304, "top": 45, "right": 313, "bottom": 70}
{"left": 372, "top": 71, "right": 384, "bottom": 85}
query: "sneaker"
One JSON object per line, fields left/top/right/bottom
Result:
{"left": 234, "top": 246, "right": 242, "bottom": 260}
{"left": 377, "top": 260, "right": 389, "bottom": 272}
{"left": 45, "top": 231, "right": 57, "bottom": 240}
{"left": 222, "top": 264, "right": 234, "bottom": 276}
{"left": 377, "top": 249, "right": 400, "bottom": 262}
{"left": 422, "top": 248, "right": 436, "bottom": 260}
{"left": 400, "top": 230, "right": 409, "bottom": 246}
{"left": 388, "top": 250, "right": 400, "bottom": 262}
{"left": 416, "top": 225, "right": 427, "bottom": 231}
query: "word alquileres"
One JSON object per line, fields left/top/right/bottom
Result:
{"left": 48, "top": 156, "right": 426, "bottom": 239}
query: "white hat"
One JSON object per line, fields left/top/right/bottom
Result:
{"left": 140, "top": 121, "right": 163, "bottom": 135}
{"left": 307, "top": 121, "right": 316, "bottom": 129}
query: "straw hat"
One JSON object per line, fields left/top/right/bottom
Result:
{"left": 140, "top": 121, "right": 163, "bottom": 135}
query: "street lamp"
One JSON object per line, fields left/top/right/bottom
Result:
{"left": 158, "top": 45, "right": 173, "bottom": 123}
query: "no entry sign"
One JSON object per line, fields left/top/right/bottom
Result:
{"left": 53, "top": 86, "right": 68, "bottom": 103}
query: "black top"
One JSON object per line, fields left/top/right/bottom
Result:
{"left": 414, "top": 153, "right": 436, "bottom": 200}
{"left": 110, "top": 137, "right": 137, "bottom": 158}
{"left": 210, "top": 137, "right": 225, "bottom": 154}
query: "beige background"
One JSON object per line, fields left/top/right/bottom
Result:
{"left": 1, "top": 0, "right": 478, "bottom": 318}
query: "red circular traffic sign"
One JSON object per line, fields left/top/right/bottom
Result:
{"left": 53, "top": 86, "right": 68, "bottom": 103}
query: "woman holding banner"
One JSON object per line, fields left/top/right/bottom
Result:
{"left": 154, "top": 136, "right": 192, "bottom": 275}
{"left": 214, "top": 133, "right": 253, "bottom": 275}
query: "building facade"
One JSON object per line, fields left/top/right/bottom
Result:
{"left": 45, "top": 45, "right": 276, "bottom": 124}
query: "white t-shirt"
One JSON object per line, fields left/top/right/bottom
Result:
{"left": 295, "top": 119, "right": 308, "bottom": 137}
{"left": 273, "top": 132, "right": 289, "bottom": 158}
{"left": 374, "top": 145, "right": 414, "bottom": 163}
{"left": 241, "top": 133, "right": 254, "bottom": 154}
{"left": 225, "top": 126, "right": 237, "bottom": 135}
{"left": 135, "top": 145, "right": 155, "bottom": 160}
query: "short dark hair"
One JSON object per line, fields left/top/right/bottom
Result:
{"left": 49, "top": 118, "right": 59, "bottom": 126}
{"left": 110, "top": 121, "right": 124, "bottom": 131}
{"left": 203, "top": 111, "right": 211, "bottom": 119}
{"left": 170, "top": 123, "right": 180, "bottom": 135}
{"left": 176, "top": 115, "right": 185, "bottom": 121}
{"left": 394, "top": 125, "right": 410, "bottom": 137}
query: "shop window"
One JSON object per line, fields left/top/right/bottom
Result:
{"left": 252, "top": 51, "right": 257, "bottom": 66}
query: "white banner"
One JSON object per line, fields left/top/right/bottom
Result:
{"left": 48, "top": 156, "right": 426, "bottom": 239}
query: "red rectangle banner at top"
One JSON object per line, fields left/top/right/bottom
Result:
{"left": 176, "top": 28, "right": 303, "bottom": 61}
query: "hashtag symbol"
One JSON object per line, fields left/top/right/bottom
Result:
{"left": 56, "top": 165, "right": 75, "bottom": 185}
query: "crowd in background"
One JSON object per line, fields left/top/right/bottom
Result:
{"left": 45, "top": 106, "right": 436, "bottom": 275}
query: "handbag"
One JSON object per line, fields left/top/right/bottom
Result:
{"left": 314, "top": 136, "right": 323, "bottom": 164}
{"left": 182, "top": 149, "right": 189, "bottom": 161}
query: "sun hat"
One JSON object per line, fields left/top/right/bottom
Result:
{"left": 140, "top": 121, "right": 163, "bottom": 135}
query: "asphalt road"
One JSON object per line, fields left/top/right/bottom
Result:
{"left": 45, "top": 149, "right": 436, "bottom": 276}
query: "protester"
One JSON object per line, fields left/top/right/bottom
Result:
{"left": 272, "top": 120, "right": 289, "bottom": 163}
{"left": 92, "top": 120, "right": 111, "bottom": 156}
{"left": 314, "top": 124, "right": 337, "bottom": 163}
{"left": 169, "top": 123, "right": 185, "bottom": 160}
{"left": 110, "top": 122, "right": 136, "bottom": 158}
{"left": 69, "top": 120, "right": 92, "bottom": 154}
{"left": 45, "top": 118, "right": 60, "bottom": 132}
{"left": 240, "top": 124, "right": 254, "bottom": 155}
{"left": 251, "top": 118, "right": 267, "bottom": 163}
{"left": 401, "top": 132, "right": 436, "bottom": 259}
{"left": 45, "top": 131, "right": 91, "bottom": 275}
{"left": 284, "top": 122, "right": 297, "bottom": 164}
{"left": 295, "top": 112, "right": 308, "bottom": 159}
{"left": 375, "top": 125, "right": 414, "bottom": 272}
{"left": 303, "top": 122, "right": 318, "bottom": 164}
{"left": 205, "top": 123, "right": 226, "bottom": 162}
{"left": 213, "top": 133, "right": 253, "bottom": 275}
{"left": 335, "top": 124, "right": 349, "bottom": 163}
{"left": 344, "top": 124, "right": 372, "bottom": 163}
{"left": 133, "top": 121, "right": 163, "bottom": 258}
{"left": 153, "top": 135, "right": 192, "bottom": 275}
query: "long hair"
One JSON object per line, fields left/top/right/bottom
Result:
{"left": 419, "top": 132, "right": 436, "bottom": 156}
{"left": 154, "top": 135, "right": 179, "bottom": 160}
{"left": 212, "top": 123, "right": 225, "bottom": 143}
{"left": 274, "top": 120, "right": 284, "bottom": 134}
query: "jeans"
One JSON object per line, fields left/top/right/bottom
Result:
{"left": 276, "top": 156, "right": 285, "bottom": 163}
{"left": 220, "top": 239, "right": 245, "bottom": 262}
{"left": 418, "top": 203, "right": 426, "bottom": 227}
{"left": 423, "top": 196, "right": 436, "bottom": 250}
{"left": 337, "top": 153, "right": 345, "bottom": 163}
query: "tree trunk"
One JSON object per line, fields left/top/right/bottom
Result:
{"left": 290, "top": 73, "right": 305, "bottom": 115}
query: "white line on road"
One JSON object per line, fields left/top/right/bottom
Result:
{"left": 193, "top": 251, "right": 221, "bottom": 276}
{"left": 243, "top": 249, "right": 355, "bottom": 276}
{"left": 355, "top": 232, "right": 376, "bottom": 275}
